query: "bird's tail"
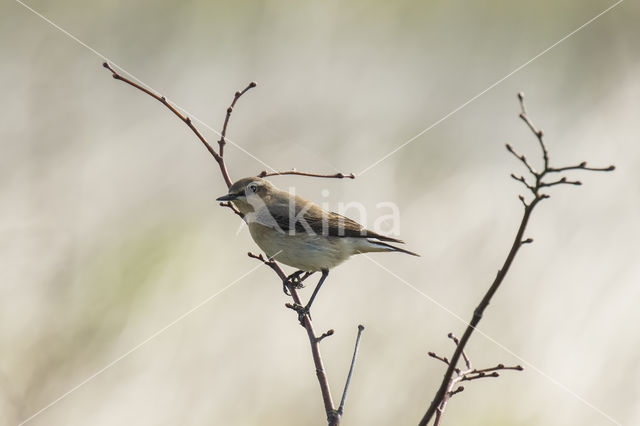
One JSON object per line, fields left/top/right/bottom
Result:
{"left": 357, "top": 239, "right": 420, "bottom": 257}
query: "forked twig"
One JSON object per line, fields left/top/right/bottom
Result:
{"left": 429, "top": 333, "right": 523, "bottom": 426}
{"left": 247, "top": 251, "right": 344, "bottom": 425}
{"left": 420, "top": 93, "right": 614, "bottom": 426}
{"left": 219, "top": 82, "right": 256, "bottom": 158}
{"left": 104, "top": 63, "right": 361, "bottom": 426}
{"left": 102, "top": 62, "right": 252, "bottom": 188}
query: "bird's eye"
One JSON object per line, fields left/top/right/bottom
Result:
{"left": 248, "top": 184, "right": 258, "bottom": 193}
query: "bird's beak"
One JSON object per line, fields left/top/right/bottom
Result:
{"left": 216, "top": 193, "right": 238, "bottom": 202}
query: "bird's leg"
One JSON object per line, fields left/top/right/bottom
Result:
{"left": 293, "top": 269, "right": 329, "bottom": 324}
{"left": 304, "top": 269, "right": 329, "bottom": 312}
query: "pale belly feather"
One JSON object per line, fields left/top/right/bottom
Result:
{"left": 248, "top": 223, "right": 352, "bottom": 271}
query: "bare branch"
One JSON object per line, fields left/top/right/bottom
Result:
{"left": 548, "top": 162, "right": 615, "bottom": 173}
{"left": 247, "top": 252, "right": 339, "bottom": 424}
{"left": 105, "top": 62, "right": 354, "bottom": 426}
{"left": 428, "top": 332, "right": 524, "bottom": 426}
{"left": 518, "top": 92, "right": 549, "bottom": 170}
{"left": 475, "top": 363, "right": 524, "bottom": 374}
{"left": 518, "top": 194, "right": 528, "bottom": 208}
{"left": 258, "top": 170, "right": 355, "bottom": 179}
{"left": 428, "top": 352, "right": 450, "bottom": 366}
{"left": 449, "top": 386, "right": 464, "bottom": 396}
{"left": 505, "top": 144, "right": 536, "bottom": 175}
{"left": 539, "top": 176, "right": 582, "bottom": 188}
{"left": 510, "top": 173, "right": 536, "bottom": 192}
{"left": 102, "top": 62, "right": 237, "bottom": 188}
{"left": 419, "top": 93, "right": 614, "bottom": 426}
{"left": 447, "top": 333, "right": 471, "bottom": 370}
{"left": 219, "top": 82, "right": 257, "bottom": 157}
{"left": 337, "top": 325, "right": 365, "bottom": 416}
{"left": 461, "top": 371, "right": 500, "bottom": 382}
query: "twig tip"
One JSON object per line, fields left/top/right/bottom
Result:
{"left": 316, "top": 329, "right": 335, "bottom": 343}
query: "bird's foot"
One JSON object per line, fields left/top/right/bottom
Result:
{"left": 283, "top": 270, "right": 306, "bottom": 295}
{"left": 287, "top": 270, "right": 306, "bottom": 287}
{"left": 287, "top": 303, "right": 311, "bottom": 326}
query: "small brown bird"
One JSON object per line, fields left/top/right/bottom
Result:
{"left": 217, "top": 177, "right": 418, "bottom": 314}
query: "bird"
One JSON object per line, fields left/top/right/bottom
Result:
{"left": 216, "top": 176, "right": 418, "bottom": 316}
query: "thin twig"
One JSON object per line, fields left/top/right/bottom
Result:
{"left": 447, "top": 333, "right": 470, "bottom": 370}
{"left": 219, "top": 82, "right": 256, "bottom": 158}
{"left": 449, "top": 386, "right": 464, "bottom": 396}
{"left": 420, "top": 93, "right": 614, "bottom": 426}
{"left": 338, "top": 325, "right": 365, "bottom": 416}
{"left": 505, "top": 144, "right": 536, "bottom": 175}
{"left": 102, "top": 62, "right": 246, "bottom": 188}
{"left": 428, "top": 352, "right": 449, "bottom": 366}
{"left": 430, "top": 334, "right": 523, "bottom": 426}
{"left": 258, "top": 170, "right": 356, "bottom": 179}
{"left": 316, "top": 329, "right": 335, "bottom": 343}
{"left": 518, "top": 92, "right": 549, "bottom": 170}
{"left": 509, "top": 173, "right": 536, "bottom": 193}
{"left": 539, "top": 177, "right": 582, "bottom": 188}
{"left": 248, "top": 252, "right": 338, "bottom": 425}
{"left": 548, "top": 163, "right": 615, "bottom": 173}
{"left": 219, "top": 201, "right": 244, "bottom": 218}
{"left": 105, "top": 62, "right": 358, "bottom": 425}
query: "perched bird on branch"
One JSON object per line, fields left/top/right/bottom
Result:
{"left": 217, "top": 177, "right": 418, "bottom": 315}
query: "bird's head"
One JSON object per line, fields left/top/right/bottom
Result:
{"left": 216, "top": 176, "right": 275, "bottom": 215}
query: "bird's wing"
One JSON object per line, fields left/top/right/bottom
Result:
{"left": 263, "top": 200, "right": 404, "bottom": 243}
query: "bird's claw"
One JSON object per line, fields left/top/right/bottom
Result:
{"left": 283, "top": 271, "right": 306, "bottom": 295}
{"left": 289, "top": 303, "right": 311, "bottom": 326}
{"left": 287, "top": 271, "right": 306, "bottom": 287}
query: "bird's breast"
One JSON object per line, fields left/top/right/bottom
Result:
{"left": 247, "top": 223, "right": 352, "bottom": 271}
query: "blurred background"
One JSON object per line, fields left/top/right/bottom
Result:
{"left": 2, "top": 0, "right": 638, "bottom": 425}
